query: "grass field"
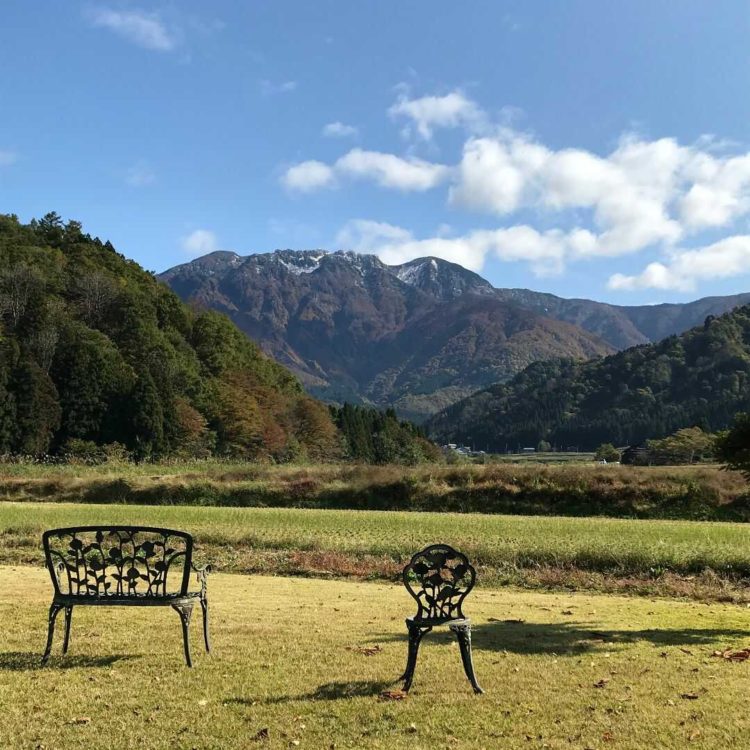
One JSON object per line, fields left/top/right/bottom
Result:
{"left": 3, "top": 502, "right": 750, "bottom": 602}
{"left": 2, "top": 566, "right": 750, "bottom": 749}
{"left": 1, "top": 461, "right": 747, "bottom": 520}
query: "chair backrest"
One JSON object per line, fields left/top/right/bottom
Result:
{"left": 402, "top": 543, "right": 476, "bottom": 622}
{"left": 42, "top": 526, "right": 193, "bottom": 598}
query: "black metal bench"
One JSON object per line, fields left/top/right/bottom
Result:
{"left": 400, "top": 543, "right": 483, "bottom": 693}
{"left": 42, "top": 526, "right": 211, "bottom": 667}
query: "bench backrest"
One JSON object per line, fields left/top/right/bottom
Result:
{"left": 43, "top": 526, "right": 193, "bottom": 598}
{"left": 402, "top": 543, "right": 476, "bottom": 622}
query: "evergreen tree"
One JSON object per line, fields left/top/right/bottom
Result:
{"left": 130, "top": 370, "right": 165, "bottom": 461}
{"left": 10, "top": 356, "right": 61, "bottom": 455}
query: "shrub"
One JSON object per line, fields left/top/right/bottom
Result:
{"left": 715, "top": 413, "right": 750, "bottom": 480}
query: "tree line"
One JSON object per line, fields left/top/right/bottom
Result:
{"left": 0, "top": 213, "right": 433, "bottom": 464}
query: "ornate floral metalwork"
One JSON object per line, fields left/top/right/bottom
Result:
{"left": 41, "top": 526, "right": 211, "bottom": 667}
{"left": 399, "top": 543, "right": 483, "bottom": 694}
{"left": 43, "top": 526, "right": 192, "bottom": 599}
{"left": 402, "top": 543, "right": 476, "bottom": 622}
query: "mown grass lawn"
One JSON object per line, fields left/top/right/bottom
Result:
{"left": 2, "top": 503, "right": 750, "bottom": 602}
{"left": 2, "top": 566, "right": 750, "bottom": 749}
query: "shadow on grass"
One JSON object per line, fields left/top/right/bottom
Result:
{"left": 474, "top": 620, "right": 750, "bottom": 655}
{"left": 247, "top": 679, "right": 397, "bottom": 705}
{"left": 0, "top": 652, "right": 135, "bottom": 671}
{"left": 374, "top": 621, "right": 750, "bottom": 656}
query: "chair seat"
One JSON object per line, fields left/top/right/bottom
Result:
{"left": 53, "top": 592, "right": 200, "bottom": 606}
{"left": 407, "top": 616, "right": 470, "bottom": 627}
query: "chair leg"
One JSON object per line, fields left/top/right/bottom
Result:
{"left": 41, "top": 603, "right": 64, "bottom": 665}
{"left": 401, "top": 622, "right": 431, "bottom": 692}
{"left": 62, "top": 606, "right": 73, "bottom": 655}
{"left": 171, "top": 602, "right": 194, "bottom": 667}
{"left": 451, "top": 621, "right": 484, "bottom": 694}
{"left": 200, "top": 597, "right": 210, "bottom": 653}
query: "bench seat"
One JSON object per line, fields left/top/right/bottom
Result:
{"left": 52, "top": 591, "right": 201, "bottom": 606}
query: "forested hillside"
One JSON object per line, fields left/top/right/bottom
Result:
{"left": 428, "top": 305, "right": 750, "bottom": 451}
{"left": 0, "top": 213, "right": 341, "bottom": 461}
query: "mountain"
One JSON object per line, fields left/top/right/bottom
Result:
{"left": 427, "top": 303, "right": 750, "bottom": 451}
{"left": 0, "top": 213, "right": 341, "bottom": 461}
{"left": 161, "top": 250, "right": 613, "bottom": 420}
{"left": 393, "top": 256, "right": 495, "bottom": 300}
{"left": 495, "top": 288, "right": 750, "bottom": 349}
{"left": 162, "top": 248, "right": 750, "bottom": 421}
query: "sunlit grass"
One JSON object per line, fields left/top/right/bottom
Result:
{"left": 2, "top": 566, "right": 750, "bottom": 748}
{"left": 0, "top": 503, "right": 750, "bottom": 588}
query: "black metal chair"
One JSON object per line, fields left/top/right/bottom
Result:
{"left": 400, "top": 543, "right": 483, "bottom": 693}
{"left": 41, "top": 526, "right": 211, "bottom": 667}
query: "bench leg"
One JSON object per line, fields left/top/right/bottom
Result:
{"left": 401, "top": 622, "right": 431, "bottom": 692}
{"left": 41, "top": 603, "right": 64, "bottom": 665}
{"left": 172, "top": 602, "right": 194, "bottom": 667}
{"left": 62, "top": 606, "right": 73, "bottom": 655}
{"left": 450, "top": 621, "right": 484, "bottom": 694}
{"left": 200, "top": 597, "right": 210, "bottom": 653}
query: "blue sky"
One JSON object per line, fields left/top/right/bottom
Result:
{"left": 1, "top": 2, "right": 750, "bottom": 303}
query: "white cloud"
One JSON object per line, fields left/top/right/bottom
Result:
{"left": 336, "top": 219, "right": 412, "bottom": 251}
{"left": 337, "top": 219, "right": 583, "bottom": 276}
{"left": 282, "top": 90, "right": 750, "bottom": 292}
{"left": 87, "top": 8, "right": 176, "bottom": 51}
{"left": 679, "top": 153, "right": 750, "bottom": 229}
{"left": 260, "top": 79, "right": 297, "bottom": 95}
{"left": 450, "top": 133, "right": 684, "bottom": 257}
{"left": 322, "top": 121, "right": 358, "bottom": 138}
{"left": 335, "top": 149, "right": 449, "bottom": 191}
{"left": 281, "top": 161, "right": 335, "bottom": 192}
{"left": 281, "top": 149, "right": 448, "bottom": 193}
{"left": 388, "top": 90, "right": 486, "bottom": 139}
{"left": 449, "top": 133, "right": 548, "bottom": 214}
{"left": 181, "top": 229, "right": 219, "bottom": 257}
{"left": 125, "top": 160, "right": 156, "bottom": 187}
{"left": 608, "top": 235, "right": 750, "bottom": 292}
{"left": 0, "top": 150, "right": 17, "bottom": 166}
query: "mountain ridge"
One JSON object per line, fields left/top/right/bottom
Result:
{"left": 161, "top": 249, "right": 750, "bottom": 420}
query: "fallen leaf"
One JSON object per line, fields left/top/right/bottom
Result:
{"left": 346, "top": 645, "right": 383, "bottom": 657}
{"left": 713, "top": 648, "right": 750, "bottom": 662}
{"left": 197, "top": 699, "right": 208, "bottom": 707}
{"left": 689, "top": 730, "right": 702, "bottom": 741}
{"left": 379, "top": 689, "right": 408, "bottom": 701}
{"left": 602, "top": 732, "right": 615, "bottom": 742}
